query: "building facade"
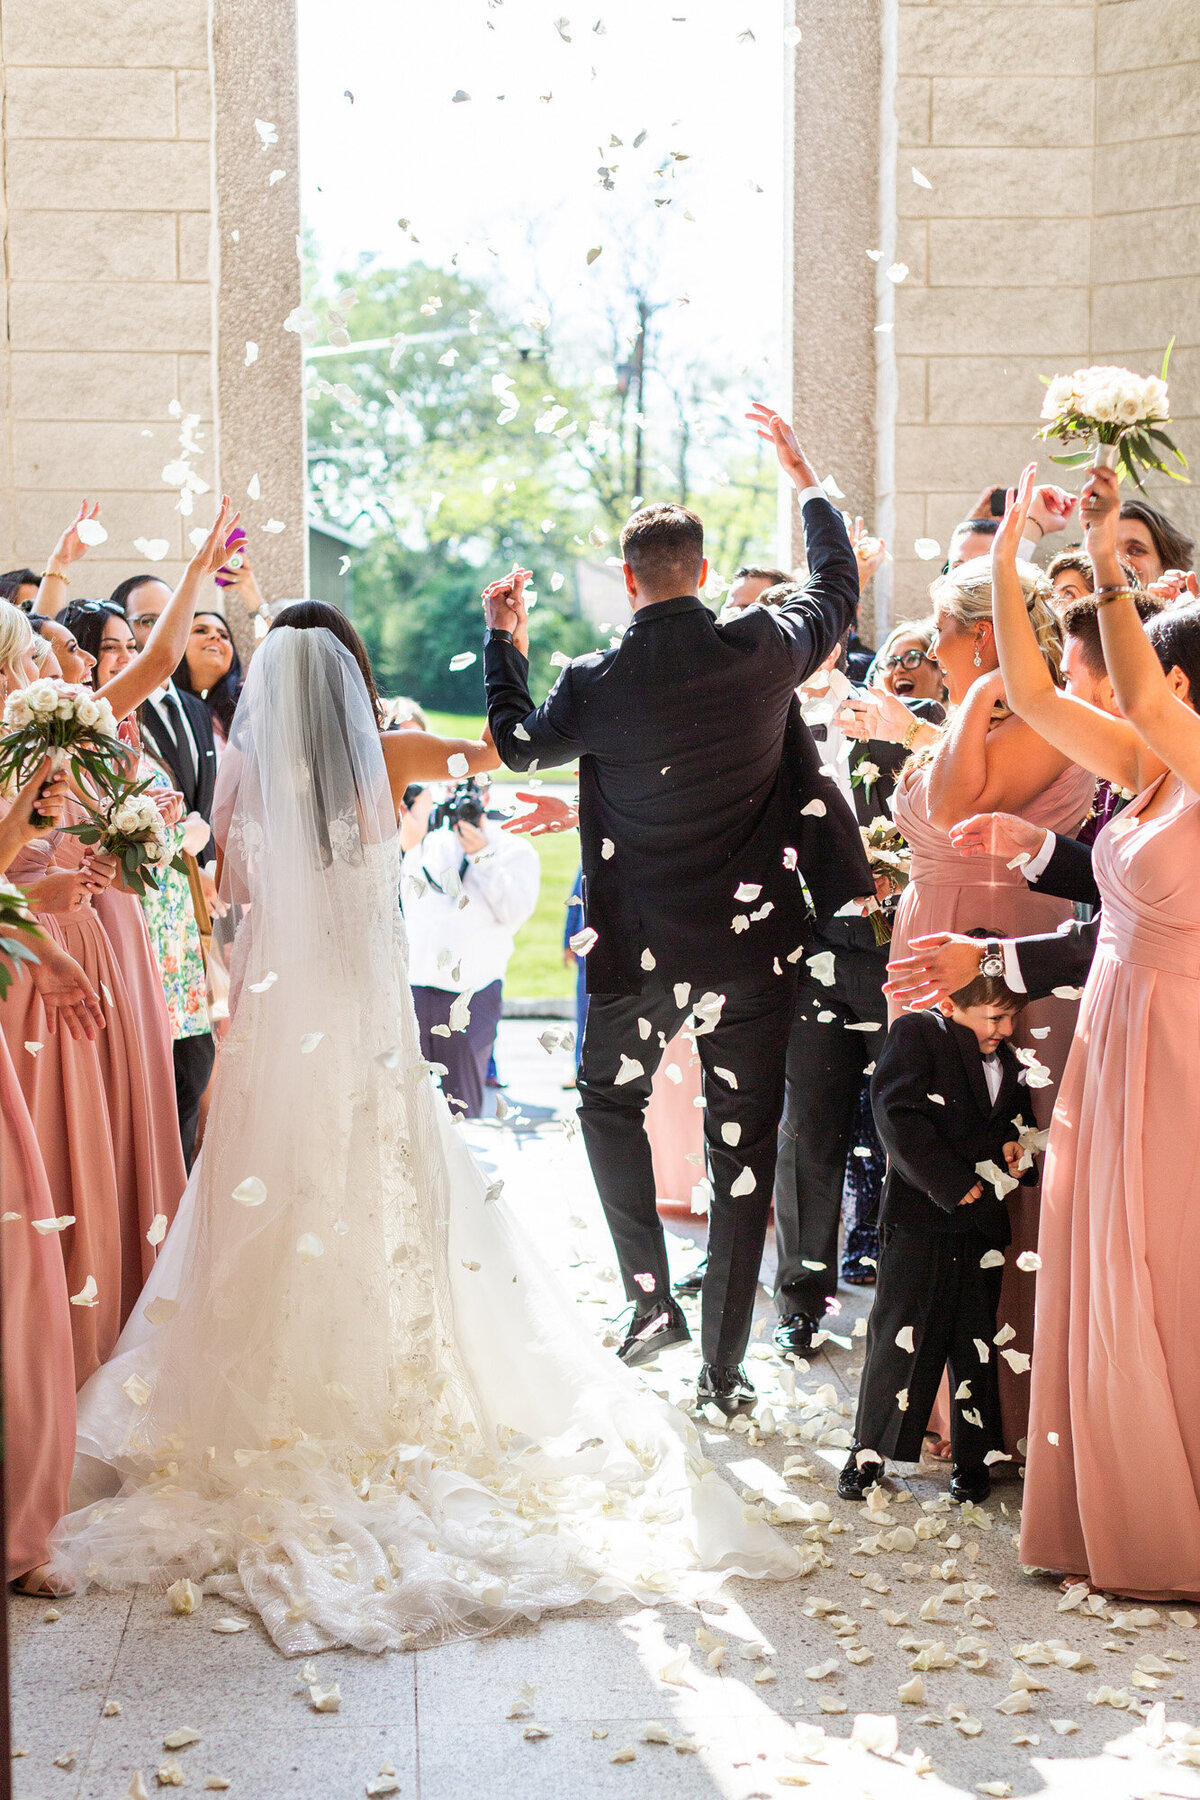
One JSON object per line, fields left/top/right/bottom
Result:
{"left": 788, "top": 0, "right": 1200, "bottom": 637}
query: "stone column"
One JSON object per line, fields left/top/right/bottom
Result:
{"left": 785, "top": 0, "right": 883, "bottom": 639}
{"left": 212, "top": 0, "right": 307, "bottom": 665}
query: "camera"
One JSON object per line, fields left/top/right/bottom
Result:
{"left": 429, "top": 778, "right": 487, "bottom": 834}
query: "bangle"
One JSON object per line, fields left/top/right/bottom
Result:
{"left": 1027, "top": 518, "right": 1045, "bottom": 539}
{"left": 1094, "top": 585, "right": 1133, "bottom": 607}
{"left": 39, "top": 569, "right": 67, "bottom": 583}
{"left": 901, "top": 717, "right": 924, "bottom": 752}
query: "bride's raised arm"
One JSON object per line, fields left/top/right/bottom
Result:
{"left": 381, "top": 723, "right": 501, "bottom": 807}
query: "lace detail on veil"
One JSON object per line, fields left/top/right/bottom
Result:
{"left": 52, "top": 626, "right": 802, "bottom": 1654}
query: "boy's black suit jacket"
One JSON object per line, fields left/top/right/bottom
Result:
{"left": 484, "top": 496, "right": 873, "bottom": 994}
{"left": 870, "top": 1009, "right": 1036, "bottom": 1246}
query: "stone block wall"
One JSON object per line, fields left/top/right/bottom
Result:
{"left": 0, "top": 0, "right": 305, "bottom": 631}
{"left": 792, "top": 0, "right": 1200, "bottom": 632}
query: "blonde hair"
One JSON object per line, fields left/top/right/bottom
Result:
{"left": 930, "top": 554, "right": 1063, "bottom": 684}
{"left": 29, "top": 631, "right": 53, "bottom": 670}
{"left": 0, "top": 599, "right": 34, "bottom": 682}
{"left": 877, "top": 615, "right": 937, "bottom": 659}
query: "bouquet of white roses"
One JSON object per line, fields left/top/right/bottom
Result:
{"left": 1036, "top": 344, "right": 1187, "bottom": 489}
{"left": 67, "top": 776, "right": 186, "bottom": 897}
{"left": 0, "top": 678, "right": 124, "bottom": 819}
{"left": 0, "top": 877, "right": 40, "bottom": 1001}
{"left": 859, "top": 817, "right": 912, "bottom": 945}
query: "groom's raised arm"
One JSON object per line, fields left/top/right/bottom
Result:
{"left": 482, "top": 569, "right": 585, "bottom": 773}
{"left": 744, "top": 403, "right": 860, "bottom": 684}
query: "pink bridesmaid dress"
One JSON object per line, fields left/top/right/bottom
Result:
{"left": 645, "top": 1031, "right": 704, "bottom": 1210}
{"left": 6, "top": 831, "right": 184, "bottom": 1361}
{"left": 0, "top": 1029, "right": 76, "bottom": 1581}
{"left": 888, "top": 756, "right": 1096, "bottom": 1450}
{"left": 1022, "top": 774, "right": 1200, "bottom": 1598}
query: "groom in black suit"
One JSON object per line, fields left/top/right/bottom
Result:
{"left": 483, "top": 407, "right": 873, "bottom": 1413}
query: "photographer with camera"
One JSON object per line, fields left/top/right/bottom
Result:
{"left": 402, "top": 776, "right": 540, "bottom": 1118}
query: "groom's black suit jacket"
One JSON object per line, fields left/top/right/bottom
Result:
{"left": 484, "top": 495, "right": 873, "bottom": 995}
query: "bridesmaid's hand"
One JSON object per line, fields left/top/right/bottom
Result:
{"left": 29, "top": 942, "right": 106, "bottom": 1040}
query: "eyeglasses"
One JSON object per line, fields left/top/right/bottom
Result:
{"left": 130, "top": 613, "right": 164, "bottom": 630}
{"left": 879, "top": 648, "right": 935, "bottom": 673}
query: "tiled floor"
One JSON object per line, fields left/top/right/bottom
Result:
{"left": 14, "top": 1024, "right": 1200, "bottom": 1799}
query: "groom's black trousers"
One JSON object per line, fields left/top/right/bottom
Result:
{"left": 577, "top": 968, "right": 797, "bottom": 1367}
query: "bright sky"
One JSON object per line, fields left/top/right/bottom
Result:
{"left": 298, "top": 0, "right": 787, "bottom": 381}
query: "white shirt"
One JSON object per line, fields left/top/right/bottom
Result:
{"left": 981, "top": 1051, "right": 1002, "bottom": 1106}
{"left": 146, "top": 678, "right": 201, "bottom": 781}
{"left": 403, "top": 818, "right": 540, "bottom": 994}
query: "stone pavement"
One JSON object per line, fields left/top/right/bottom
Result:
{"left": 13, "top": 1022, "right": 1200, "bottom": 1800}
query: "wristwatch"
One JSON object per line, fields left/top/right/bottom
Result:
{"left": 484, "top": 627, "right": 514, "bottom": 645}
{"left": 980, "top": 939, "right": 1005, "bottom": 978}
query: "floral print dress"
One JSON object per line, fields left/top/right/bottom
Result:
{"left": 138, "top": 757, "right": 209, "bottom": 1041}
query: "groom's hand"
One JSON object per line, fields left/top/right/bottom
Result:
{"left": 746, "top": 402, "right": 819, "bottom": 492}
{"left": 482, "top": 569, "right": 533, "bottom": 641}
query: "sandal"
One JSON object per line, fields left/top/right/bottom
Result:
{"left": 9, "top": 1564, "right": 75, "bottom": 1598}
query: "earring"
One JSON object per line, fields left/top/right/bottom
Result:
{"left": 973, "top": 642, "right": 983, "bottom": 667}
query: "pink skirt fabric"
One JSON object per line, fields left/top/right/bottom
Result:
{"left": 1022, "top": 780, "right": 1200, "bottom": 1597}
{"left": 646, "top": 1032, "right": 704, "bottom": 1207}
{"left": 0, "top": 1032, "right": 76, "bottom": 1579}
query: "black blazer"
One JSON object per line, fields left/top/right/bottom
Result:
{"left": 1033, "top": 833, "right": 1099, "bottom": 909}
{"left": 871, "top": 1009, "right": 1035, "bottom": 1245}
{"left": 484, "top": 496, "right": 873, "bottom": 994}
{"left": 140, "top": 687, "right": 217, "bottom": 825}
{"left": 1012, "top": 918, "right": 1098, "bottom": 1003}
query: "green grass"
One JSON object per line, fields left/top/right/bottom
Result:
{"left": 505, "top": 828, "right": 581, "bottom": 1000}
{"left": 423, "top": 711, "right": 580, "bottom": 999}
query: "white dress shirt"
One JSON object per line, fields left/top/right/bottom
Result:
{"left": 403, "top": 819, "right": 540, "bottom": 994}
{"left": 146, "top": 678, "right": 201, "bottom": 782}
{"left": 981, "top": 1051, "right": 1002, "bottom": 1106}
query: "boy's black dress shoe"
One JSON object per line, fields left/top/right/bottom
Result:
{"left": 616, "top": 1297, "right": 691, "bottom": 1367}
{"left": 696, "top": 1364, "right": 755, "bottom": 1416}
{"left": 949, "top": 1464, "right": 991, "bottom": 1504}
{"left": 837, "top": 1445, "right": 885, "bottom": 1501}
{"left": 773, "top": 1312, "right": 824, "bottom": 1357}
{"left": 673, "top": 1257, "right": 707, "bottom": 1297}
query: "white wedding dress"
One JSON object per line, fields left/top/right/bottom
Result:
{"left": 52, "top": 626, "right": 800, "bottom": 1654}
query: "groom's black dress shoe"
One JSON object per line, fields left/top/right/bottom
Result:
{"left": 949, "top": 1464, "right": 991, "bottom": 1504}
{"left": 673, "top": 1257, "right": 707, "bottom": 1298}
{"left": 696, "top": 1364, "right": 756, "bottom": 1416}
{"left": 617, "top": 1297, "right": 691, "bottom": 1367}
{"left": 837, "top": 1444, "right": 885, "bottom": 1501}
{"left": 773, "top": 1313, "right": 821, "bottom": 1358}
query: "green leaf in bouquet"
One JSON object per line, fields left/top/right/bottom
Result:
{"left": 169, "top": 854, "right": 190, "bottom": 877}
{"left": 1048, "top": 449, "right": 1095, "bottom": 468}
{"left": 1162, "top": 336, "right": 1175, "bottom": 382}
{"left": 124, "top": 846, "right": 140, "bottom": 872}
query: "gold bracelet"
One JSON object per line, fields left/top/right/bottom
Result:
{"left": 39, "top": 569, "right": 67, "bottom": 583}
{"left": 1093, "top": 585, "right": 1133, "bottom": 606}
{"left": 901, "top": 717, "right": 924, "bottom": 752}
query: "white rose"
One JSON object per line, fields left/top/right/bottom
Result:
{"left": 92, "top": 700, "right": 118, "bottom": 738}
{"left": 133, "top": 798, "right": 159, "bottom": 831}
{"left": 3, "top": 696, "right": 33, "bottom": 729}
{"left": 73, "top": 696, "right": 100, "bottom": 729}
{"left": 26, "top": 680, "right": 60, "bottom": 719}
{"left": 113, "top": 804, "right": 142, "bottom": 836}
{"left": 1041, "top": 374, "right": 1078, "bottom": 420}
{"left": 1142, "top": 375, "right": 1170, "bottom": 421}
{"left": 1114, "top": 384, "right": 1144, "bottom": 426}
{"left": 1085, "top": 383, "right": 1118, "bottom": 423}
{"left": 55, "top": 691, "right": 76, "bottom": 721}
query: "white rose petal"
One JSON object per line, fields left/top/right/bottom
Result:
{"left": 248, "top": 971, "right": 278, "bottom": 993}
{"left": 31, "top": 1213, "right": 73, "bottom": 1235}
{"left": 133, "top": 537, "right": 170, "bottom": 561}
{"left": 308, "top": 1684, "right": 341, "bottom": 1712}
{"left": 167, "top": 1577, "right": 202, "bottom": 1614}
{"left": 801, "top": 798, "right": 826, "bottom": 817}
{"left": 448, "top": 652, "right": 477, "bottom": 672}
{"left": 122, "top": 1372, "right": 153, "bottom": 1406}
{"left": 446, "top": 753, "right": 470, "bottom": 777}
{"left": 730, "top": 1166, "right": 756, "bottom": 1198}
{"left": 911, "top": 166, "right": 933, "bottom": 188}
{"left": 614, "top": 1055, "right": 644, "bottom": 1087}
{"left": 296, "top": 1233, "right": 324, "bottom": 1263}
{"left": 71, "top": 1274, "right": 99, "bottom": 1307}
{"left": 895, "top": 1325, "right": 915, "bottom": 1353}
{"left": 76, "top": 518, "right": 108, "bottom": 547}
{"left": 146, "top": 1213, "right": 169, "bottom": 1246}
{"left": 721, "top": 1121, "right": 741, "bottom": 1146}
{"left": 232, "top": 1177, "right": 268, "bottom": 1207}
{"left": 914, "top": 538, "right": 942, "bottom": 561}
{"left": 1015, "top": 1250, "right": 1041, "bottom": 1271}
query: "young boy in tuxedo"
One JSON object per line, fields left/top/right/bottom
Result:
{"left": 839, "top": 966, "right": 1037, "bottom": 1505}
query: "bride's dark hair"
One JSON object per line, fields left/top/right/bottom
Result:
{"left": 269, "top": 601, "right": 385, "bottom": 729}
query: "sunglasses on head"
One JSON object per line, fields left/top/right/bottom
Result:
{"left": 880, "top": 648, "right": 934, "bottom": 673}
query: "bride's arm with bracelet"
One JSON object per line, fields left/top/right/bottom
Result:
{"left": 992, "top": 462, "right": 1153, "bottom": 794}
{"left": 1088, "top": 465, "right": 1200, "bottom": 792}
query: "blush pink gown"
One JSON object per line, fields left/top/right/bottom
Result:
{"left": 889, "top": 756, "right": 1096, "bottom": 1450}
{"left": 1022, "top": 775, "right": 1200, "bottom": 1598}
{"left": 7, "top": 832, "right": 185, "bottom": 1365}
{"left": 0, "top": 1029, "right": 76, "bottom": 1580}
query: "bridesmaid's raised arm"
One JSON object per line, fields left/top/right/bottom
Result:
{"left": 992, "top": 464, "right": 1152, "bottom": 794}
{"left": 1088, "top": 466, "right": 1200, "bottom": 792}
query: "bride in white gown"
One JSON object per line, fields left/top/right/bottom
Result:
{"left": 52, "top": 619, "right": 800, "bottom": 1654}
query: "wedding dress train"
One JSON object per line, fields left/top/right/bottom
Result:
{"left": 52, "top": 626, "right": 800, "bottom": 1654}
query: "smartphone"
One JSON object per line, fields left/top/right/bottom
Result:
{"left": 214, "top": 526, "right": 247, "bottom": 588}
{"left": 988, "top": 487, "right": 1007, "bottom": 518}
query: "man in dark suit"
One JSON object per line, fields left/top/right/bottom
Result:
{"left": 121, "top": 575, "right": 219, "bottom": 1167}
{"left": 840, "top": 977, "right": 1036, "bottom": 1503}
{"left": 772, "top": 652, "right": 945, "bottom": 1354}
{"left": 483, "top": 406, "right": 872, "bottom": 1414}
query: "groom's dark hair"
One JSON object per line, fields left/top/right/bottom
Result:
{"left": 620, "top": 504, "right": 704, "bottom": 594}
